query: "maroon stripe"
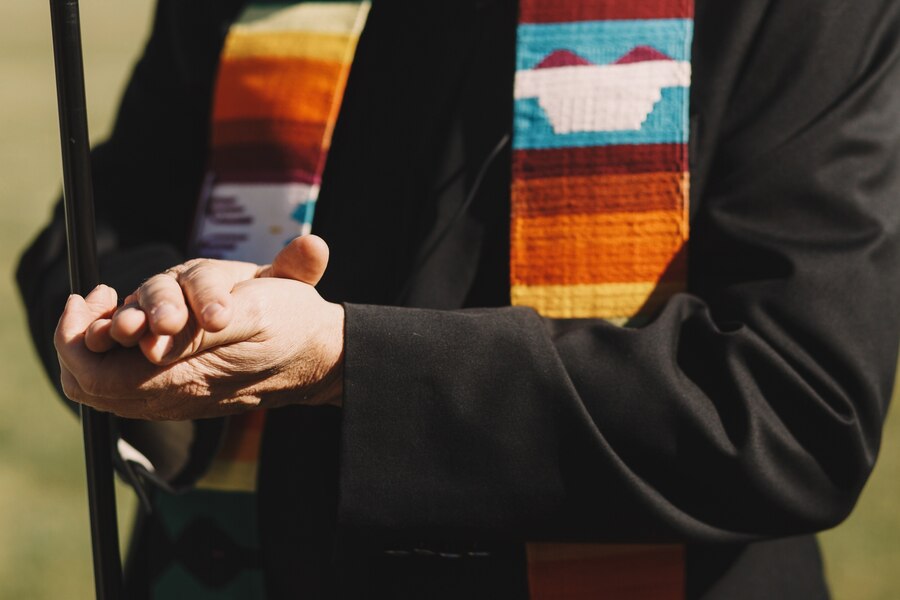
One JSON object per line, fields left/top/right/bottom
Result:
{"left": 513, "top": 144, "right": 687, "bottom": 180}
{"left": 519, "top": 0, "right": 693, "bottom": 23}
{"left": 212, "top": 145, "right": 321, "bottom": 185}
{"left": 213, "top": 169, "right": 321, "bottom": 186}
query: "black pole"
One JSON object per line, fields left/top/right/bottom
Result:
{"left": 48, "top": 1, "right": 123, "bottom": 598}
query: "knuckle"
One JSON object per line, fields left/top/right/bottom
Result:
{"left": 181, "top": 259, "right": 217, "bottom": 282}
{"left": 145, "top": 272, "right": 174, "bottom": 286}
{"left": 182, "top": 258, "right": 208, "bottom": 271}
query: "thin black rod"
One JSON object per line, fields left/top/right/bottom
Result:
{"left": 49, "top": 1, "right": 123, "bottom": 598}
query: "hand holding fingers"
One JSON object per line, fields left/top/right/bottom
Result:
{"left": 106, "top": 259, "right": 252, "bottom": 356}
{"left": 134, "top": 238, "right": 331, "bottom": 366}
{"left": 57, "top": 277, "right": 344, "bottom": 419}
{"left": 108, "top": 237, "right": 329, "bottom": 356}
{"left": 137, "top": 279, "right": 264, "bottom": 366}
{"left": 121, "top": 259, "right": 260, "bottom": 336}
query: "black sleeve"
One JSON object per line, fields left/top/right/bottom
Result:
{"left": 16, "top": 0, "right": 243, "bottom": 404}
{"left": 336, "top": 2, "right": 900, "bottom": 543}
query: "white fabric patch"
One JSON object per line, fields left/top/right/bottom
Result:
{"left": 515, "top": 60, "right": 691, "bottom": 133}
{"left": 191, "top": 182, "right": 316, "bottom": 264}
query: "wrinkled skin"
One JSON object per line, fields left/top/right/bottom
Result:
{"left": 54, "top": 236, "right": 344, "bottom": 420}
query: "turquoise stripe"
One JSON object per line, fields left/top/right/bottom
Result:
{"left": 513, "top": 87, "right": 688, "bottom": 150}
{"left": 291, "top": 198, "right": 317, "bottom": 226}
{"left": 516, "top": 19, "right": 693, "bottom": 70}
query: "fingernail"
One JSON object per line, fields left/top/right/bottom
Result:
{"left": 202, "top": 302, "right": 225, "bottom": 322}
{"left": 151, "top": 303, "right": 176, "bottom": 322}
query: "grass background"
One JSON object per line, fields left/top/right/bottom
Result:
{"left": 0, "top": 1, "right": 898, "bottom": 597}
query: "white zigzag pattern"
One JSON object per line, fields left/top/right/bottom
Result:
{"left": 515, "top": 60, "right": 691, "bottom": 134}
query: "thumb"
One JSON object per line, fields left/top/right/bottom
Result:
{"left": 270, "top": 235, "right": 329, "bottom": 285}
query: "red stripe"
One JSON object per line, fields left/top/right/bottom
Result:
{"left": 512, "top": 172, "right": 686, "bottom": 217}
{"left": 528, "top": 551, "right": 685, "bottom": 600}
{"left": 212, "top": 144, "right": 322, "bottom": 182}
{"left": 513, "top": 144, "right": 687, "bottom": 180}
{"left": 519, "top": 0, "right": 693, "bottom": 23}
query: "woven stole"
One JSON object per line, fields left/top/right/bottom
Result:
{"left": 512, "top": 1, "right": 693, "bottom": 599}
{"left": 147, "top": 3, "right": 369, "bottom": 597}
{"left": 192, "top": 1, "right": 369, "bottom": 493}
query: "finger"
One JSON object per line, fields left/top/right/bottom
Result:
{"left": 109, "top": 302, "right": 148, "bottom": 348}
{"left": 74, "top": 286, "right": 120, "bottom": 354}
{"left": 147, "top": 280, "right": 265, "bottom": 365}
{"left": 85, "top": 318, "right": 116, "bottom": 353}
{"left": 136, "top": 272, "right": 191, "bottom": 336}
{"left": 271, "top": 235, "right": 329, "bottom": 285}
{"left": 55, "top": 287, "right": 115, "bottom": 350}
{"left": 84, "top": 284, "right": 118, "bottom": 317}
{"left": 177, "top": 261, "right": 243, "bottom": 332}
{"left": 138, "top": 332, "right": 176, "bottom": 365}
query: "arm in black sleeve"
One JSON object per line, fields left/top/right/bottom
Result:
{"left": 337, "top": 1, "right": 900, "bottom": 543}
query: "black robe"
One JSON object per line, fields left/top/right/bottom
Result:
{"left": 17, "top": 0, "right": 900, "bottom": 598}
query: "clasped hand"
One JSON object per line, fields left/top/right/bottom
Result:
{"left": 54, "top": 236, "right": 344, "bottom": 420}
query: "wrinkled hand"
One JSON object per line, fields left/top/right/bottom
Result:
{"left": 54, "top": 236, "right": 344, "bottom": 420}
{"left": 86, "top": 235, "right": 330, "bottom": 364}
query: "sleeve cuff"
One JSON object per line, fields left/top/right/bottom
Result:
{"left": 337, "top": 303, "right": 574, "bottom": 541}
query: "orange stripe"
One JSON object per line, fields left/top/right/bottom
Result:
{"left": 512, "top": 172, "right": 687, "bottom": 217}
{"left": 213, "top": 55, "right": 347, "bottom": 124}
{"left": 511, "top": 211, "right": 687, "bottom": 285}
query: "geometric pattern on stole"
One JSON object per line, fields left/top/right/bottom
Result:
{"left": 194, "top": 0, "right": 370, "bottom": 494}
{"left": 152, "top": 4, "right": 368, "bottom": 598}
{"left": 512, "top": 1, "right": 693, "bottom": 598}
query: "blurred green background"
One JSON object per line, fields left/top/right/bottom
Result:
{"left": 0, "top": 1, "right": 898, "bottom": 598}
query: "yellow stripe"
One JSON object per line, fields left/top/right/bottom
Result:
{"left": 235, "top": 2, "right": 371, "bottom": 35}
{"left": 224, "top": 30, "right": 360, "bottom": 62}
{"left": 511, "top": 281, "right": 685, "bottom": 319}
{"left": 194, "top": 459, "right": 258, "bottom": 493}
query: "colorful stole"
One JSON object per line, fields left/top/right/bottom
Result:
{"left": 512, "top": 1, "right": 693, "bottom": 599}
{"left": 156, "top": 0, "right": 693, "bottom": 597}
{"left": 152, "top": 3, "right": 369, "bottom": 597}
